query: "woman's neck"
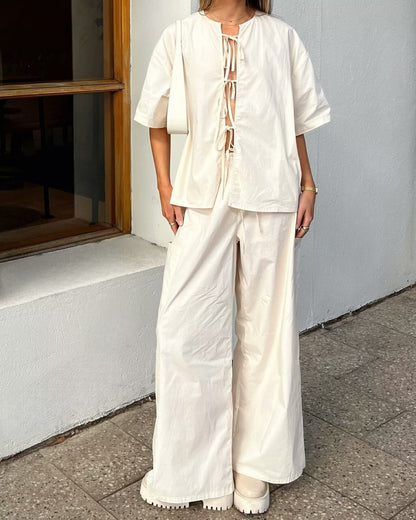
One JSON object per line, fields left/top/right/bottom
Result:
{"left": 205, "top": 0, "right": 253, "bottom": 22}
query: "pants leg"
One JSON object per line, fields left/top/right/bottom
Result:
{"left": 150, "top": 155, "right": 239, "bottom": 503}
{"left": 150, "top": 151, "right": 305, "bottom": 502}
{"left": 231, "top": 208, "right": 306, "bottom": 483}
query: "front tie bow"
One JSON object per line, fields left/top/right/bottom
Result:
{"left": 214, "top": 34, "right": 245, "bottom": 198}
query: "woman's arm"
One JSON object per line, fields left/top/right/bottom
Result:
{"left": 149, "top": 127, "right": 184, "bottom": 234}
{"left": 295, "top": 134, "right": 317, "bottom": 238}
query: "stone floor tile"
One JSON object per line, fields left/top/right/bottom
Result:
{"left": 390, "top": 286, "right": 416, "bottom": 304}
{"left": 39, "top": 420, "right": 152, "bottom": 501}
{"left": 0, "top": 452, "right": 115, "bottom": 520}
{"left": 302, "top": 373, "right": 402, "bottom": 436}
{"left": 267, "top": 473, "right": 382, "bottom": 519}
{"left": 393, "top": 501, "right": 416, "bottom": 520}
{"left": 303, "top": 413, "right": 416, "bottom": 518}
{"left": 334, "top": 353, "right": 416, "bottom": 409}
{"left": 324, "top": 313, "right": 416, "bottom": 361}
{"left": 300, "top": 365, "right": 334, "bottom": 392}
{"left": 299, "top": 329, "right": 376, "bottom": 377}
{"left": 110, "top": 399, "right": 156, "bottom": 449}
{"left": 356, "top": 298, "right": 416, "bottom": 337}
{"left": 362, "top": 411, "right": 416, "bottom": 466}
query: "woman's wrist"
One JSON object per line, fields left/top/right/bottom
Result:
{"left": 157, "top": 178, "right": 172, "bottom": 192}
{"left": 300, "top": 170, "right": 318, "bottom": 195}
{"left": 300, "top": 184, "right": 318, "bottom": 195}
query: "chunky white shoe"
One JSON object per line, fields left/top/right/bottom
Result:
{"left": 140, "top": 469, "right": 234, "bottom": 511}
{"left": 233, "top": 471, "right": 270, "bottom": 514}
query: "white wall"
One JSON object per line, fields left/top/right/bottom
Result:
{"left": 131, "top": 0, "right": 191, "bottom": 245}
{"left": 0, "top": 236, "right": 167, "bottom": 459}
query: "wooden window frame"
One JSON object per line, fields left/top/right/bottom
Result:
{"left": 0, "top": 0, "right": 131, "bottom": 262}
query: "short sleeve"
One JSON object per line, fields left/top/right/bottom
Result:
{"left": 289, "top": 27, "right": 331, "bottom": 136}
{"left": 133, "top": 22, "right": 175, "bottom": 128}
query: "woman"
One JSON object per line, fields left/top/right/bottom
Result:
{"left": 134, "top": 0, "right": 331, "bottom": 514}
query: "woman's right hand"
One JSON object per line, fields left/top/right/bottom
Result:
{"left": 158, "top": 183, "right": 185, "bottom": 235}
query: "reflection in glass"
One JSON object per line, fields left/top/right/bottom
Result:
{"left": 0, "top": 0, "right": 112, "bottom": 84}
{"left": 0, "top": 93, "right": 112, "bottom": 251}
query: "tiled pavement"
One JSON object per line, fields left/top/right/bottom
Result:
{"left": 1, "top": 285, "right": 415, "bottom": 519}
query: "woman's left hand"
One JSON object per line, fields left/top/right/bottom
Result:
{"left": 295, "top": 190, "right": 316, "bottom": 238}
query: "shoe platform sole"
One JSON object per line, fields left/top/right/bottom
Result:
{"left": 140, "top": 477, "right": 233, "bottom": 510}
{"left": 233, "top": 483, "right": 270, "bottom": 514}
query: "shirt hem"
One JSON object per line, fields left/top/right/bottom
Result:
{"left": 169, "top": 198, "right": 216, "bottom": 209}
{"left": 170, "top": 197, "right": 299, "bottom": 212}
{"left": 227, "top": 200, "right": 299, "bottom": 212}
{"left": 170, "top": 196, "right": 300, "bottom": 212}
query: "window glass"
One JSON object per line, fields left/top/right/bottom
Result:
{"left": 0, "top": 92, "right": 112, "bottom": 251}
{"left": 0, "top": 0, "right": 111, "bottom": 84}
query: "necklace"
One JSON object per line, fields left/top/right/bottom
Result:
{"left": 204, "top": 7, "right": 255, "bottom": 26}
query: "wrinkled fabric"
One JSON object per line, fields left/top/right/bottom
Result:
{"left": 134, "top": 9, "right": 331, "bottom": 212}
{"left": 150, "top": 151, "right": 305, "bottom": 503}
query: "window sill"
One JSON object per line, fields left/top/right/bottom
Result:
{"left": 0, "top": 234, "right": 167, "bottom": 311}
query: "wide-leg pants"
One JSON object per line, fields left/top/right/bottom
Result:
{"left": 149, "top": 151, "right": 305, "bottom": 503}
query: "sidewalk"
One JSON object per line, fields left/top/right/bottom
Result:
{"left": 1, "top": 285, "right": 415, "bottom": 519}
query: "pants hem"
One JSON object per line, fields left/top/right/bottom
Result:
{"left": 233, "top": 463, "right": 305, "bottom": 485}
{"left": 149, "top": 483, "right": 235, "bottom": 504}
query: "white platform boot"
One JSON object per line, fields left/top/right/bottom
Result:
{"left": 140, "top": 469, "right": 234, "bottom": 510}
{"left": 233, "top": 471, "right": 270, "bottom": 514}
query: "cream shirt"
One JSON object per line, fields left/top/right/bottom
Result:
{"left": 134, "top": 9, "right": 331, "bottom": 212}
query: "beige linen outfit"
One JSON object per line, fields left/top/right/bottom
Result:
{"left": 134, "top": 9, "right": 331, "bottom": 502}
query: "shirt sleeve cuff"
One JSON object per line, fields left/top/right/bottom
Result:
{"left": 133, "top": 110, "right": 167, "bottom": 128}
{"left": 295, "top": 112, "right": 331, "bottom": 136}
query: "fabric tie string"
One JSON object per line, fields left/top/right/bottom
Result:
{"left": 215, "top": 33, "right": 242, "bottom": 200}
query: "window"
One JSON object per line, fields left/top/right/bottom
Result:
{"left": 0, "top": 0, "right": 130, "bottom": 261}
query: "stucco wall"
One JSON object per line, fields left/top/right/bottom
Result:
{"left": 131, "top": 0, "right": 190, "bottom": 245}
